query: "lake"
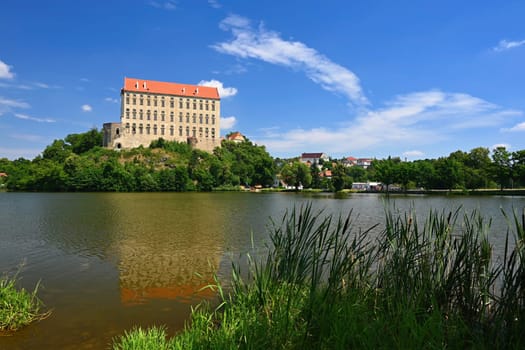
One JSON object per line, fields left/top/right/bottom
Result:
{"left": 1, "top": 192, "right": 524, "bottom": 349}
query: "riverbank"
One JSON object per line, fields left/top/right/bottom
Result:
{"left": 113, "top": 205, "right": 525, "bottom": 349}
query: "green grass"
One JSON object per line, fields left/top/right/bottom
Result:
{"left": 0, "top": 271, "right": 50, "bottom": 332}
{"left": 113, "top": 204, "right": 525, "bottom": 349}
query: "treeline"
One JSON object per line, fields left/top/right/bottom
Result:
{"left": 1, "top": 128, "right": 524, "bottom": 192}
{"left": 276, "top": 146, "right": 525, "bottom": 192}
{"left": 0, "top": 129, "right": 275, "bottom": 192}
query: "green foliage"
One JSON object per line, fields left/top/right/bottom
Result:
{"left": 112, "top": 325, "right": 173, "bottom": 350}
{"left": 281, "top": 161, "right": 312, "bottom": 189}
{"left": 117, "top": 205, "right": 525, "bottom": 349}
{"left": 0, "top": 271, "right": 50, "bottom": 331}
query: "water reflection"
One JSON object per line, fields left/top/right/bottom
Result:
{"left": 1, "top": 192, "right": 524, "bottom": 350}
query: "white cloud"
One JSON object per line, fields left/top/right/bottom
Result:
{"left": 220, "top": 116, "right": 237, "bottom": 130}
{"left": 14, "top": 113, "right": 55, "bottom": 123}
{"left": 208, "top": 0, "right": 221, "bottom": 8}
{"left": 81, "top": 104, "right": 92, "bottom": 112}
{"left": 105, "top": 97, "right": 119, "bottom": 103}
{"left": 403, "top": 150, "right": 425, "bottom": 159}
{"left": 253, "top": 90, "right": 521, "bottom": 158}
{"left": 149, "top": 0, "right": 177, "bottom": 10}
{"left": 493, "top": 39, "right": 525, "bottom": 52}
{"left": 0, "top": 59, "right": 15, "bottom": 79}
{"left": 0, "top": 147, "right": 42, "bottom": 160}
{"left": 213, "top": 15, "right": 368, "bottom": 107}
{"left": 502, "top": 121, "right": 525, "bottom": 132}
{"left": 0, "top": 97, "right": 30, "bottom": 109}
{"left": 198, "top": 79, "right": 238, "bottom": 98}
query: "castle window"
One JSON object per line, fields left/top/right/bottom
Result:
{"left": 212, "top": 116, "right": 216, "bottom": 125}
{"left": 199, "top": 114, "right": 203, "bottom": 123}
{"left": 132, "top": 96, "right": 136, "bottom": 105}
{"left": 205, "top": 127, "right": 209, "bottom": 138}
{"left": 186, "top": 100, "right": 190, "bottom": 109}
{"left": 179, "top": 126, "right": 183, "bottom": 136}
{"left": 185, "top": 126, "right": 189, "bottom": 137}
{"left": 186, "top": 113, "right": 190, "bottom": 123}
{"left": 211, "top": 128, "right": 215, "bottom": 138}
{"left": 132, "top": 123, "right": 136, "bottom": 134}
{"left": 205, "top": 115, "right": 209, "bottom": 124}
{"left": 126, "top": 108, "right": 130, "bottom": 118}
{"left": 146, "top": 124, "right": 150, "bottom": 135}
{"left": 139, "top": 124, "right": 143, "bottom": 134}
{"left": 132, "top": 109, "right": 136, "bottom": 119}
{"left": 199, "top": 127, "right": 203, "bottom": 138}
{"left": 179, "top": 112, "right": 183, "bottom": 123}
{"left": 199, "top": 102, "right": 203, "bottom": 110}
{"left": 147, "top": 96, "right": 151, "bottom": 106}
{"left": 153, "top": 125, "right": 158, "bottom": 135}
{"left": 154, "top": 97, "right": 158, "bottom": 107}
{"left": 126, "top": 96, "right": 130, "bottom": 104}
{"left": 205, "top": 102, "right": 209, "bottom": 111}
{"left": 170, "top": 126, "right": 174, "bottom": 136}
{"left": 161, "top": 111, "right": 165, "bottom": 121}
{"left": 154, "top": 110, "right": 157, "bottom": 121}
{"left": 139, "top": 110, "right": 143, "bottom": 120}
{"left": 147, "top": 110, "right": 151, "bottom": 120}
{"left": 170, "top": 98, "right": 174, "bottom": 108}
{"left": 161, "top": 125, "right": 165, "bottom": 136}
{"left": 192, "top": 114, "right": 196, "bottom": 123}
{"left": 161, "top": 97, "right": 165, "bottom": 107}
{"left": 125, "top": 123, "right": 130, "bottom": 130}
{"left": 192, "top": 127, "right": 196, "bottom": 137}
{"left": 212, "top": 102, "right": 215, "bottom": 111}
{"left": 116, "top": 128, "right": 120, "bottom": 135}
{"left": 170, "top": 111, "right": 174, "bottom": 122}
{"left": 179, "top": 99, "right": 183, "bottom": 108}
{"left": 193, "top": 101, "right": 197, "bottom": 109}
{"left": 140, "top": 96, "right": 143, "bottom": 105}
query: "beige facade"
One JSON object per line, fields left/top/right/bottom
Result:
{"left": 103, "top": 77, "right": 221, "bottom": 152}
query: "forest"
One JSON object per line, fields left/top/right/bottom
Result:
{"left": 0, "top": 128, "right": 524, "bottom": 192}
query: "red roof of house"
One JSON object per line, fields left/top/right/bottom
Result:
{"left": 227, "top": 132, "right": 245, "bottom": 140}
{"left": 0, "top": 172, "right": 7, "bottom": 177}
{"left": 301, "top": 153, "right": 325, "bottom": 159}
{"left": 122, "top": 77, "right": 220, "bottom": 100}
{"left": 346, "top": 156, "right": 357, "bottom": 161}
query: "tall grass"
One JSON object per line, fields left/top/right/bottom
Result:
{"left": 113, "top": 204, "right": 525, "bottom": 349}
{"left": 0, "top": 271, "right": 50, "bottom": 332}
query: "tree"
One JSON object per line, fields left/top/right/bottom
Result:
{"left": 372, "top": 157, "right": 399, "bottom": 192}
{"left": 332, "top": 164, "right": 349, "bottom": 192}
{"left": 491, "top": 147, "right": 512, "bottom": 190}
{"left": 281, "top": 161, "right": 311, "bottom": 189}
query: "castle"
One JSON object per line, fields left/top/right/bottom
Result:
{"left": 103, "top": 77, "right": 221, "bottom": 152}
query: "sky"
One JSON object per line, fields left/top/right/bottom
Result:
{"left": 1, "top": 0, "right": 524, "bottom": 160}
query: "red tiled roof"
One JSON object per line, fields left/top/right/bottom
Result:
{"left": 301, "top": 153, "right": 325, "bottom": 158}
{"left": 346, "top": 156, "right": 357, "bottom": 161}
{"left": 0, "top": 172, "right": 7, "bottom": 177}
{"left": 122, "top": 77, "right": 220, "bottom": 100}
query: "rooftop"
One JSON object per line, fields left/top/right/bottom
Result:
{"left": 122, "top": 77, "right": 220, "bottom": 100}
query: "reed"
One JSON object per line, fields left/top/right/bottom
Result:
{"left": 114, "top": 204, "right": 525, "bottom": 349}
{"left": 0, "top": 271, "right": 50, "bottom": 332}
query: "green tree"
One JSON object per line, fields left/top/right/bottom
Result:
{"left": 491, "top": 147, "right": 512, "bottom": 190}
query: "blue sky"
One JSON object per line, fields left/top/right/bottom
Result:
{"left": 1, "top": 0, "right": 524, "bottom": 160}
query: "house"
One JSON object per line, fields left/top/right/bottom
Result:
{"left": 226, "top": 131, "right": 246, "bottom": 143}
{"left": 300, "top": 152, "right": 329, "bottom": 165}
{"left": 0, "top": 172, "right": 7, "bottom": 178}
{"left": 357, "top": 158, "right": 372, "bottom": 169}
{"left": 342, "top": 156, "right": 358, "bottom": 167}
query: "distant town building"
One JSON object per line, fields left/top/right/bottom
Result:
{"left": 343, "top": 156, "right": 373, "bottom": 169}
{"left": 103, "top": 77, "right": 221, "bottom": 152}
{"left": 300, "top": 152, "right": 329, "bottom": 165}
{"left": 226, "top": 131, "right": 246, "bottom": 143}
